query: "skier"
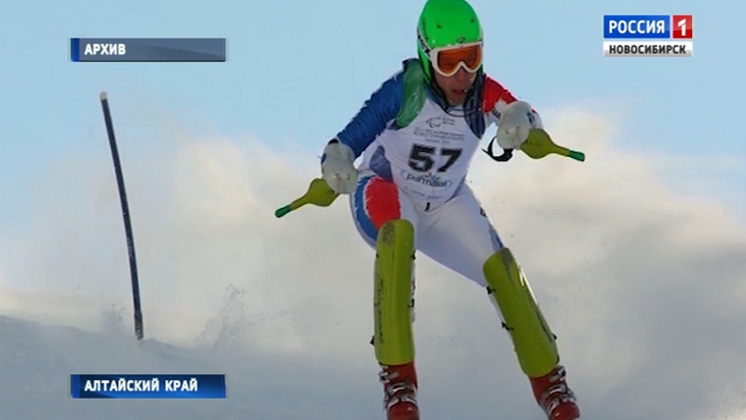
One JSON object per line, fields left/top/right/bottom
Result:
{"left": 318, "top": 0, "right": 581, "bottom": 419}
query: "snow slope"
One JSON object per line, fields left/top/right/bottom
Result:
{"left": 0, "top": 313, "right": 381, "bottom": 420}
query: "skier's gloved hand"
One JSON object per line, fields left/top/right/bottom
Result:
{"left": 321, "top": 139, "right": 358, "bottom": 194}
{"left": 495, "top": 100, "right": 538, "bottom": 150}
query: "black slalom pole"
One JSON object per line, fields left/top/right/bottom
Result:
{"left": 99, "top": 91, "right": 144, "bottom": 340}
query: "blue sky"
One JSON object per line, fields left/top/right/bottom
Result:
{"left": 0, "top": 0, "right": 744, "bottom": 226}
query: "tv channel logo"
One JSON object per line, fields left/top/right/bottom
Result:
{"left": 603, "top": 15, "right": 693, "bottom": 57}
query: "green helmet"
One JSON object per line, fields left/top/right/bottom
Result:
{"left": 416, "top": 0, "right": 483, "bottom": 82}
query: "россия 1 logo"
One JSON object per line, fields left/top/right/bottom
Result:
{"left": 603, "top": 15, "right": 693, "bottom": 57}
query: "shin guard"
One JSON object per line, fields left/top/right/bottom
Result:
{"left": 373, "top": 219, "right": 416, "bottom": 366}
{"left": 483, "top": 248, "right": 559, "bottom": 378}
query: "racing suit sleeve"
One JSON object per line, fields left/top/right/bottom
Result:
{"left": 330, "top": 70, "right": 404, "bottom": 159}
{"left": 482, "top": 74, "right": 543, "bottom": 129}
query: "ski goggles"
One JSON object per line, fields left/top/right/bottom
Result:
{"left": 427, "top": 41, "right": 483, "bottom": 77}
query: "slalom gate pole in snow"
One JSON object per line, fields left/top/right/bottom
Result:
{"left": 99, "top": 91, "right": 144, "bottom": 340}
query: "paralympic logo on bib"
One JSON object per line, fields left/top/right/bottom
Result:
{"left": 401, "top": 170, "right": 453, "bottom": 188}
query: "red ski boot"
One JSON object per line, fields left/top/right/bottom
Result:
{"left": 378, "top": 362, "right": 419, "bottom": 420}
{"left": 529, "top": 364, "right": 580, "bottom": 420}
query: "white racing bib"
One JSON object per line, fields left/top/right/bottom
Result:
{"left": 358, "top": 99, "right": 482, "bottom": 208}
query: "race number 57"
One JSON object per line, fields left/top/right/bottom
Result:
{"left": 672, "top": 15, "right": 693, "bottom": 39}
{"left": 408, "top": 144, "right": 462, "bottom": 172}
